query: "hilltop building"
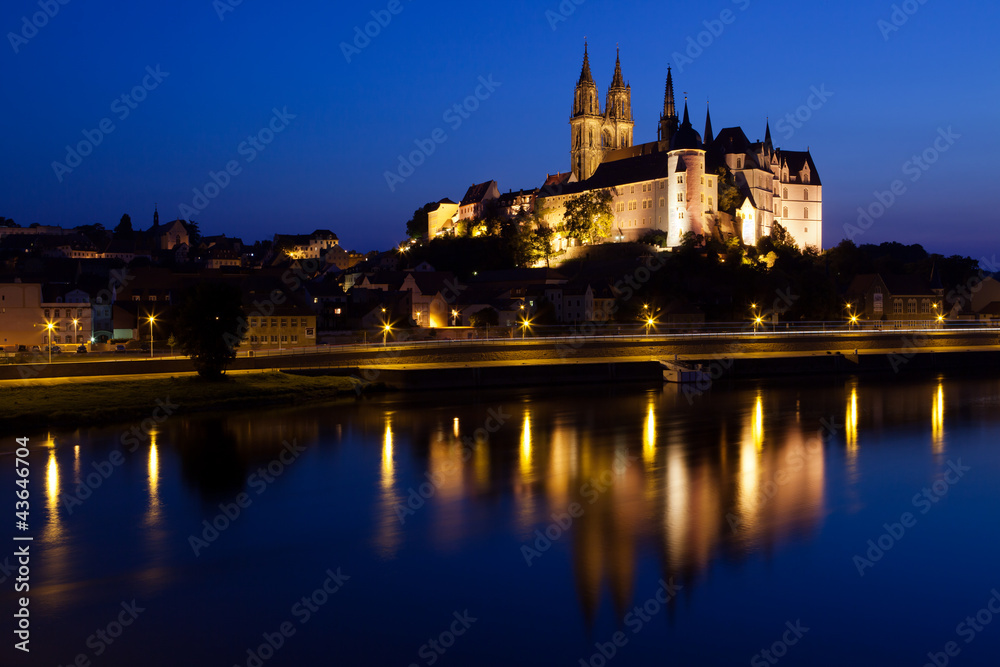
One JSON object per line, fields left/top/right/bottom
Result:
{"left": 537, "top": 44, "right": 822, "bottom": 251}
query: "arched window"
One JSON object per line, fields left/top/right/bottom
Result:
{"left": 783, "top": 207, "right": 788, "bottom": 218}
{"left": 783, "top": 188, "right": 788, "bottom": 199}
{"left": 804, "top": 189, "right": 809, "bottom": 201}
{"left": 736, "top": 158, "right": 742, "bottom": 169}
{"left": 804, "top": 208, "right": 809, "bottom": 219}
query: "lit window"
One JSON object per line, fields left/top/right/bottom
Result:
{"left": 677, "top": 175, "right": 683, "bottom": 184}
{"left": 677, "top": 193, "right": 684, "bottom": 202}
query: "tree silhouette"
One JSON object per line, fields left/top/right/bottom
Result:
{"left": 173, "top": 281, "right": 246, "bottom": 379}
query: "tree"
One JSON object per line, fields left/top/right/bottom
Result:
{"left": 114, "top": 214, "right": 133, "bottom": 239}
{"left": 185, "top": 220, "right": 202, "bottom": 246}
{"left": 563, "top": 189, "right": 614, "bottom": 245}
{"left": 405, "top": 202, "right": 438, "bottom": 240}
{"left": 716, "top": 167, "right": 742, "bottom": 216}
{"left": 173, "top": 281, "right": 246, "bottom": 379}
{"left": 469, "top": 308, "right": 499, "bottom": 327}
{"left": 770, "top": 222, "right": 797, "bottom": 249}
{"left": 0, "top": 217, "right": 18, "bottom": 228}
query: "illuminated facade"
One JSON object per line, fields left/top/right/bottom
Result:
{"left": 540, "top": 45, "right": 823, "bottom": 251}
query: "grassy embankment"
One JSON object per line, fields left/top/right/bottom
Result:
{"left": 0, "top": 372, "right": 363, "bottom": 430}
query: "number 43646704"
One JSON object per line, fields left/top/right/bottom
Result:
{"left": 15, "top": 437, "right": 30, "bottom": 501}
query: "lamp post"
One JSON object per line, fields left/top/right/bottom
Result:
{"left": 147, "top": 314, "right": 156, "bottom": 358}
{"left": 45, "top": 322, "right": 55, "bottom": 364}
{"left": 452, "top": 309, "right": 459, "bottom": 327}
{"left": 72, "top": 318, "right": 79, "bottom": 347}
{"left": 521, "top": 317, "right": 530, "bottom": 339}
{"left": 383, "top": 323, "right": 391, "bottom": 347}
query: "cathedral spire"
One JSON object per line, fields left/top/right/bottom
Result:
{"left": 610, "top": 46, "right": 625, "bottom": 88}
{"left": 764, "top": 118, "right": 773, "bottom": 152}
{"left": 704, "top": 102, "right": 714, "bottom": 145}
{"left": 659, "top": 66, "right": 679, "bottom": 143}
{"left": 153, "top": 204, "right": 159, "bottom": 228}
{"left": 663, "top": 66, "right": 677, "bottom": 120}
{"left": 578, "top": 41, "right": 594, "bottom": 86}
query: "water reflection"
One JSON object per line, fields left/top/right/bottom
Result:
{"left": 932, "top": 381, "right": 945, "bottom": 455}
{"left": 375, "top": 417, "right": 401, "bottom": 559}
{"left": 146, "top": 429, "right": 161, "bottom": 526}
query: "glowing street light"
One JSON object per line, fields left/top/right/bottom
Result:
{"left": 451, "top": 309, "right": 460, "bottom": 326}
{"left": 383, "top": 323, "right": 392, "bottom": 347}
{"left": 72, "top": 318, "right": 79, "bottom": 347}
{"left": 147, "top": 314, "right": 156, "bottom": 358}
{"left": 645, "top": 316, "right": 657, "bottom": 336}
{"left": 754, "top": 315, "right": 764, "bottom": 334}
{"left": 520, "top": 317, "right": 531, "bottom": 339}
{"left": 44, "top": 322, "right": 55, "bottom": 364}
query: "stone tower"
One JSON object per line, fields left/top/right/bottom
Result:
{"left": 603, "top": 48, "right": 634, "bottom": 152}
{"left": 659, "top": 66, "right": 679, "bottom": 145}
{"left": 570, "top": 43, "right": 604, "bottom": 181}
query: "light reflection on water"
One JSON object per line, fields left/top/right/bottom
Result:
{"left": 15, "top": 373, "right": 1000, "bottom": 665}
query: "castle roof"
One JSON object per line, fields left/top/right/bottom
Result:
{"left": 670, "top": 102, "right": 703, "bottom": 151}
{"left": 542, "top": 151, "right": 672, "bottom": 197}
{"left": 778, "top": 150, "right": 822, "bottom": 186}
{"left": 461, "top": 181, "right": 497, "bottom": 206}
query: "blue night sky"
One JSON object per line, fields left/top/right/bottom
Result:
{"left": 2, "top": 0, "right": 997, "bottom": 255}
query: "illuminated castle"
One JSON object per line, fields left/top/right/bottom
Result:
{"left": 538, "top": 44, "right": 822, "bottom": 251}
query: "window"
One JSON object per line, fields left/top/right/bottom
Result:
{"left": 677, "top": 175, "right": 683, "bottom": 184}
{"left": 271, "top": 319, "right": 277, "bottom": 327}
{"left": 804, "top": 189, "right": 809, "bottom": 201}
{"left": 701, "top": 194, "right": 705, "bottom": 203}
{"left": 77, "top": 309, "right": 83, "bottom": 318}
{"left": 250, "top": 335, "right": 258, "bottom": 343}
{"left": 335, "top": 308, "right": 342, "bottom": 315}
{"left": 250, "top": 319, "right": 258, "bottom": 328}
{"left": 907, "top": 299, "right": 917, "bottom": 314}
{"left": 54, "top": 309, "right": 60, "bottom": 318}
{"left": 44, "top": 309, "right": 50, "bottom": 318}
{"left": 922, "top": 299, "right": 931, "bottom": 314}
{"left": 271, "top": 335, "right": 278, "bottom": 343}
{"left": 783, "top": 188, "right": 788, "bottom": 199}
{"left": 659, "top": 198, "right": 665, "bottom": 207}
{"left": 708, "top": 197, "right": 714, "bottom": 208}
{"left": 291, "top": 318, "right": 298, "bottom": 327}
{"left": 701, "top": 176, "right": 705, "bottom": 185}
{"left": 783, "top": 207, "right": 788, "bottom": 218}
{"left": 804, "top": 208, "right": 809, "bottom": 219}
{"left": 678, "top": 211, "right": 685, "bottom": 219}
{"left": 630, "top": 186, "right": 635, "bottom": 194}
{"left": 149, "top": 295, "right": 157, "bottom": 302}
{"left": 736, "top": 158, "right": 742, "bottom": 168}
{"left": 804, "top": 227, "right": 809, "bottom": 233}
{"left": 894, "top": 300, "right": 903, "bottom": 315}
{"left": 708, "top": 179, "right": 713, "bottom": 188}
{"left": 677, "top": 193, "right": 684, "bottom": 202}
{"left": 660, "top": 181, "right": 665, "bottom": 190}
{"left": 133, "top": 296, "right": 140, "bottom": 301}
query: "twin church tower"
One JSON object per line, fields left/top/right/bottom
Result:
{"left": 570, "top": 44, "right": 691, "bottom": 181}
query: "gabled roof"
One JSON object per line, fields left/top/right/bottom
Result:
{"left": 778, "top": 150, "right": 822, "bottom": 186}
{"left": 846, "top": 273, "right": 934, "bottom": 297}
{"left": 461, "top": 181, "right": 497, "bottom": 206}
{"left": 543, "top": 152, "right": 672, "bottom": 197}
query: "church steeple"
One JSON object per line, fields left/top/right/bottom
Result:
{"left": 764, "top": 119, "right": 774, "bottom": 153}
{"left": 153, "top": 204, "right": 159, "bottom": 228}
{"left": 659, "top": 66, "right": 679, "bottom": 144}
{"left": 610, "top": 47, "right": 625, "bottom": 88}
{"left": 578, "top": 41, "right": 594, "bottom": 86}
{"left": 704, "top": 103, "right": 714, "bottom": 145}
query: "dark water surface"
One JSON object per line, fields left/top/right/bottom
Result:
{"left": 4, "top": 374, "right": 1000, "bottom": 666}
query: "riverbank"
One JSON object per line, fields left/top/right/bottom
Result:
{"left": 0, "top": 372, "right": 363, "bottom": 431}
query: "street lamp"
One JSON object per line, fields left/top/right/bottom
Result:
{"left": 72, "top": 318, "right": 79, "bottom": 347}
{"left": 383, "top": 323, "right": 392, "bottom": 347}
{"left": 45, "top": 322, "right": 55, "bottom": 364}
{"left": 452, "top": 309, "right": 460, "bottom": 326}
{"left": 754, "top": 315, "right": 764, "bottom": 334}
{"left": 147, "top": 314, "right": 156, "bottom": 358}
{"left": 645, "top": 316, "right": 656, "bottom": 336}
{"left": 521, "top": 317, "right": 531, "bottom": 339}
